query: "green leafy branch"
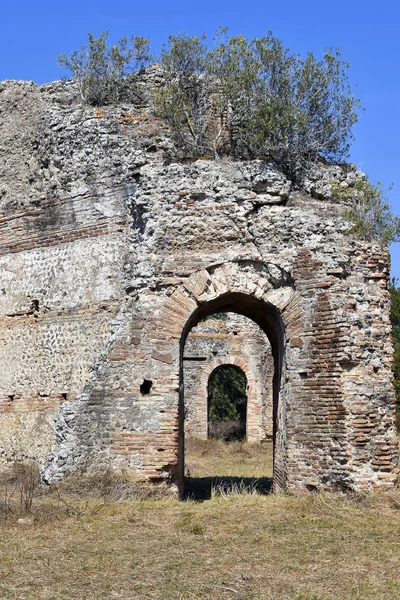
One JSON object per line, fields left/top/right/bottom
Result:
{"left": 332, "top": 179, "right": 400, "bottom": 246}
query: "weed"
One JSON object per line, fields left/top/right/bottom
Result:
{"left": 0, "top": 460, "right": 40, "bottom": 517}
{"left": 0, "top": 448, "right": 398, "bottom": 599}
{"left": 0, "top": 490, "right": 398, "bottom": 599}
{"left": 13, "top": 461, "right": 40, "bottom": 512}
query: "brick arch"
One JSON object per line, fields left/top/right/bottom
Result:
{"left": 155, "top": 262, "right": 302, "bottom": 362}
{"left": 152, "top": 261, "right": 307, "bottom": 494}
{"left": 199, "top": 355, "right": 262, "bottom": 443}
{"left": 200, "top": 354, "right": 254, "bottom": 389}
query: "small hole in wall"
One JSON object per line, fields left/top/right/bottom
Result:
{"left": 61, "top": 393, "right": 68, "bottom": 401}
{"left": 299, "top": 372, "right": 308, "bottom": 379}
{"left": 8, "top": 395, "right": 14, "bottom": 402}
{"left": 339, "top": 359, "right": 356, "bottom": 372}
{"left": 140, "top": 380, "right": 153, "bottom": 396}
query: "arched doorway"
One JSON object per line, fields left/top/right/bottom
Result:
{"left": 179, "top": 291, "right": 286, "bottom": 498}
{"left": 183, "top": 314, "right": 272, "bottom": 443}
{"left": 207, "top": 364, "right": 248, "bottom": 441}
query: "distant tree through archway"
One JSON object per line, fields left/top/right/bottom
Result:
{"left": 207, "top": 364, "right": 247, "bottom": 441}
{"left": 179, "top": 289, "right": 287, "bottom": 498}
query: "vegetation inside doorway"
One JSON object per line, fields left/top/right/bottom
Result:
{"left": 208, "top": 364, "right": 247, "bottom": 441}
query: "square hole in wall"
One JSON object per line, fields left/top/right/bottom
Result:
{"left": 140, "top": 380, "right": 153, "bottom": 396}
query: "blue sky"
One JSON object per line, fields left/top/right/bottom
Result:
{"left": 1, "top": 0, "right": 399, "bottom": 277}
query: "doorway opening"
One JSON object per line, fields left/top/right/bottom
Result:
{"left": 207, "top": 364, "right": 247, "bottom": 441}
{"left": 180, "top": 292, "right": 285, "bottom": 500}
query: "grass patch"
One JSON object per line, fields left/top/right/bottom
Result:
{"left": 0, "top": 491, "right": 399, "bottom": 599}
{"left": 0, "top": 446, "right": 398, "bottom": 599}
{"left": 184, "top": 437, "right": 273, "bottom": 500}
{"left": 185, "top": 436, "right": 273, "bottom": 479}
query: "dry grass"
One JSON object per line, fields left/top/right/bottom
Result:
{"left": 185, "top": 437, "right": 274, "bottom": 479}
{"left": 184, "top": 437, "right": 273, "bottom": 499}
{"left": 0, "top": 447, "right": 399, "bottom": 600}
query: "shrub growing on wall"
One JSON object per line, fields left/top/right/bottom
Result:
{"left": 332, "top": 179, "right": 400, "bottom": 246}
{"left": 57, "top": 32, "right": 152, "bottom": 105}
{"left": 158, "top": 28, "right": 361, "bottom": 182}
{"left": 58, "top": 30, "right": 400, "bottom": 250}
{"left": 59, "top": 28, "right": 360, "bottom": 183}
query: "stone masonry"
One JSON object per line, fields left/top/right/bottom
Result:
{"left": 184, "top": 313, "right": 273, "bottom": 441}
{"left": 0, "top": 69, "right": 398, "bottom": 494}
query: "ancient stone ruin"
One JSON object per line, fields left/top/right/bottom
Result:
{"left": 0, "top": 69, "right": 398, "bottom": 494}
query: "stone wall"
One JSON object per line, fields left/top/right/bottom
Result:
{"left": 184, "top": 313, "right": 273, "bottom": 442}
{"left": 0, "top": 72, "right": 398, "bottom": 493}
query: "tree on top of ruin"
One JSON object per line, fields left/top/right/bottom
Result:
{"left": 331, "top": 179, "right": 400, "bottom": 245}
{"left": 57, "top": 28, "right": 361, "bottom": 183}
{"left": 158, "top": 28, "right": 361, "bottom": 183}
{"left": 57, "top": 29, "right": 400, "bottom": 246}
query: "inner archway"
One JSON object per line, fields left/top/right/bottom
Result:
{"left": 207, "top": 364, "right": 247, "bottom": 441}
{"left": 179, "top": 291, "right": 286, "bottom": 499}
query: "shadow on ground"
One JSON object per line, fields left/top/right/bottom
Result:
{"left": 184, "top": 476, "right": 273, "bottom": 501}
